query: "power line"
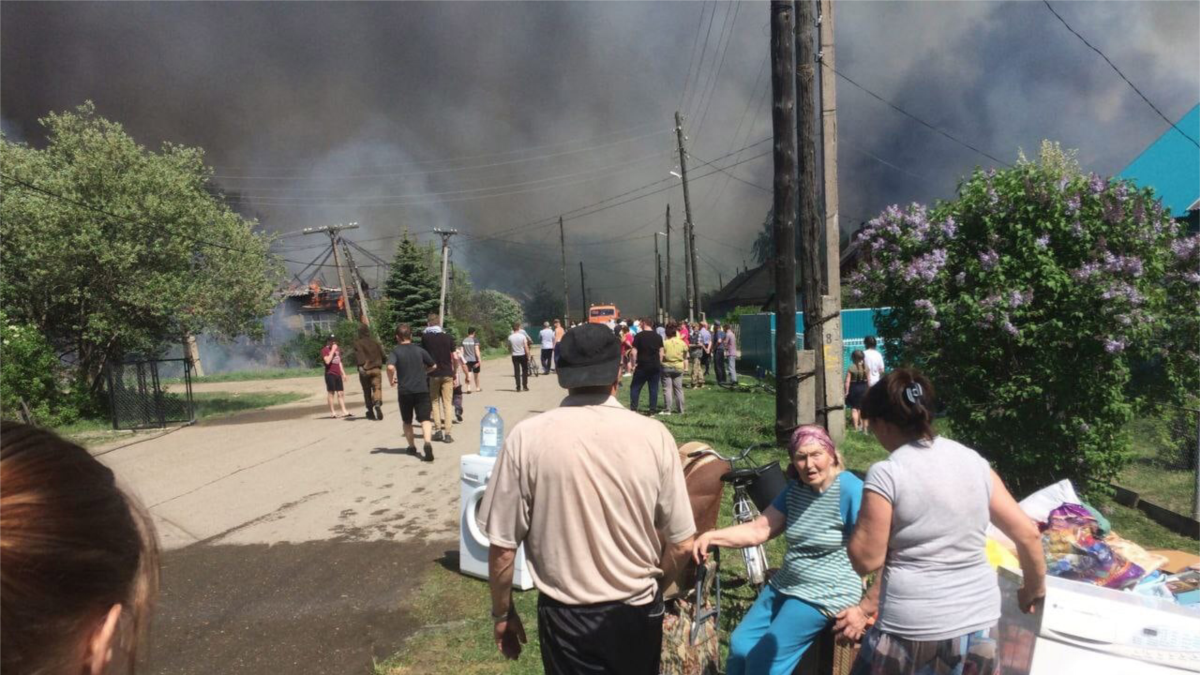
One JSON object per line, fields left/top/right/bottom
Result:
{"left": 678, "top": 1, "right": 711, "bottom": 111}
{"left": 684, "top": 0, "right": 720, "bottom": 118}
{"left": 1042, "top": 0, "right": 1199, "bottom": 148}
{"left": 831, "top": 66, "right": 1011, "bottom": 166}
{"left": 691, "top": 0, "right": 741, "bottom": 145}
{"left": 688, "top": 151, "right": 772, "bottom": 192}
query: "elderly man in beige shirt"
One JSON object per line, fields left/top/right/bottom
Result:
{"left": 478, "top": 323, "right": 695, "bottom": 675}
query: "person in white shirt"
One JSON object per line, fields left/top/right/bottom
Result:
{"left": 539, "top": 321, "right": 556, "bottom": 375}
{"left": 863, "top": 336, "right": 886, "bottom": 388}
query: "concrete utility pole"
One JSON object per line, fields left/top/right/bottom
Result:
{"left": 433, "top": 228, "right": 458, "bottom": 322}
{"left": 340, "top": 239, "right": 371, "bottom": 326}
{"left": 771, "top": 0, "right": 799, "bottom": 445}
{"left": 304, "top": 222, "right": 360, "bottom": 322}
{"left": 818, "top": 0, "right": 845, "bottom": 442}
{"left": 559, "top": 216, "right": 570, "bottom": 324}
{"left": 665, "top": 204, "right": 672, "bottom": 319}
{"left": 579, "top": 261, "right": 587, "bottom": 320}
{"left": 675, "top": 111, "right": 699, "bottom": 323}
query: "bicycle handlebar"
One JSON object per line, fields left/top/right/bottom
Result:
{"left": 687, "top": 441, "right": 775, "bottom": 464}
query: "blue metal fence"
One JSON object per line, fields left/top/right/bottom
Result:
{"left": 736, "top": 308, "right": 891, "bottom": 375}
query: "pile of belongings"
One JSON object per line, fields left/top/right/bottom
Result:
{"left": 987, "top": 479, "right": 1199, "bottom": 610}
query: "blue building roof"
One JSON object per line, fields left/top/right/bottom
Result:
{"left": 1118, "top": 104, "right": 1200, "bottom": 217}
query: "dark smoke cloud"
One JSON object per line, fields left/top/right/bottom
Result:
{"left": 3, "top": 1, "right": 1196, "bottom": 316}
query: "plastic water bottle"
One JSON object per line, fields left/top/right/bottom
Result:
{"left": 480, "top": 407, "right": 504, "bottom": 457}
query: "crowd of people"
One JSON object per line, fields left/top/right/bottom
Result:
{"left": 0, "top": 318, "right": 1046, "bottom": 675}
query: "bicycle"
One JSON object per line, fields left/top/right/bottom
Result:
{"left": 715, "top": 367, "right": 776, "bottom": 395}
{"left": 687, "top": 441, "right": 785, "bottom": 590}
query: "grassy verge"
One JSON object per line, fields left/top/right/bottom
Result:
{"left": 1116, "top": 417, "right": 1196, "bottom": 516}
{"left": 58, "top": 391, "right": 308, "bottom": 447}
{"left": 162, "top": 367, "right": 323, "bottom": 384}
{"left": 375, "top": 375, "right": 1195, "bottom": 674}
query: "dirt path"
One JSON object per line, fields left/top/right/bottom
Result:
{"left": 99, "top": 356, "right": 565, "bottom": 675}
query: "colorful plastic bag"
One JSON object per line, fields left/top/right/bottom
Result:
{"left": 1040, "top": 503, "right": 1145, "bottom": 589}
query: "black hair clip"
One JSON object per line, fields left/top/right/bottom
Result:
{"left": 905, "top": 382, "right": 924, "bottom": 405}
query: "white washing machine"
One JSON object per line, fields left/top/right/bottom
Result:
{"left": 460, "top": 453, "right": 534, "bottom": 590}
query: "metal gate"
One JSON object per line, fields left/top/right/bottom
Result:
{"left": 106, "top": 358, "right": 195, "bottom": 430}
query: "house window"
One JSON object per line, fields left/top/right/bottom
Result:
{"left": 304, "top": 314, "right": 337, "bottom": 335}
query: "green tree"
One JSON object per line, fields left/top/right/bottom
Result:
{"left": 523, "top": 281, "right": 564, "bottom": 325}
{"left": 848, "top": 141, "right": 1199, "bottom": 495}
{"left": 0, "top": 103, "right": 279, "bottom": 398}
{"left": 474, "top": 290, "right": 523, "bottom": 348}
{"left": 382, "top": 232, "right": 440, "bottom": 332}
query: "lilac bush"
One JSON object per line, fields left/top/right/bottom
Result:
{"left": 848, "top": 145, "right": 1199, "bottom": 495}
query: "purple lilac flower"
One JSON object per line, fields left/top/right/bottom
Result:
{"left": 1057, "top": 176, "right": 1070, "bottom": 192}
{"left": 987, "top": 188, "right": 999, "bottom": 206}
{"left": 1184, "top": 272, "right": 1200, "bottom": 285}
{"left": 979, "top": 249, "right": 1000, "bottom": 270}
{"left": 914, "top": 299, "right": 937, "bottom": 316}
{"left": 1002, "top": 321, "right": 1019, "bottom": 337}
{"left": 1035, "top": 234, "right": 1050, "bottom": 249}
{"left": 1072, "top": 262, "right": 1100, "bottom": 281}
{"left": 1114, "top": 183, "right": 1129, "bottom": 203}
{"left": 1100, "top": 282, "right": 1144, "bottom": 306}
{"left": 940, "top": 217, "right": 957, "bottom": 239}
{"left": 1104, "top": 339, "right": 1125, "bottom": 354}
{"left": 1071, "top": 221, "right": 1084, "bottom": 236}
{"left": 903, "top": 249, "right": 948, "bottom": 283}
{"left": 1065, "top": 195, "right": 1081, "bottom": 214}
{"left": 1078, "top": 422, "right": 1091, "bottom": 433}
{"left": 1089, "top": 174, "right": 1107, "bottom": 195}
{"left": 955, "top": 272, "right": 966, "bottom": 285}
{"left": 1171, "top": 236, "right": 1200, "bottom": 260}
{"left": 1116, "top": 314, "right": 1132, "bottom": 326}
{"left": 1008, "top": 290, "right": 1033, "bottom": 308}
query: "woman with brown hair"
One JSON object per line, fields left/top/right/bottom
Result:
{"left": 1, "top": 422, "right": 159, "bottom": 675}
{"left": 846, "top": 369, "right": 1045, "bottom": 675}
{"left": 844, "top": 349, "right": 869, "bottom": 433}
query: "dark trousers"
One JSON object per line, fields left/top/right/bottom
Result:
{"left": 630, "top": 365, "right": 661, "bottom": 413}
{"left": 714, "top": 348, "right": 727, "bottom": 383}
{"left": 541, "top": 348, "right": 553, "bottom": 374}
{"left": 511, "top": 354, "right": 529, "bottom": 390}
{"left": 538, "top": 593, "right": 664, "bottom": 675}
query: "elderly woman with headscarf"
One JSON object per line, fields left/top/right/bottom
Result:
{"left": 693, "top": 426, "right": 874, "bottom": 675}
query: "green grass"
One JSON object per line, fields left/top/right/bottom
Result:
{"left": 373, "top": 374, "right": 1195, "bottom": 674}
{"left": 58, "top": 391, "right": 308, "bottom": 446}
{"left": 162, "top": 367, "right": 323, "bottom": 384}
{"left": 1116, "top": 418, "right": 1196, "bottom": 516}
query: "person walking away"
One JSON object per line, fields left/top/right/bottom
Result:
{"left": 461, "top": 327, "right": 482, "bottom": 392}
{"left": 352, "top": 324, "right": 386, "bottom": 420}
{"left": 847, "top": 369, "right": 1046, "bottom": 675}
{"left": 694, "top": 426, "right": 872, "bottom": 675}
{"left": 713, "top": 322, "right": 727, "bottom": 384}
{"left": 698, "top": 321, "right": 712, "bottom": 378}
{"left": 452, "top": 346, "right": 467, "bottom": 423}
{"left": 723, "top": 324, "right": 738, "bottom": 384}
{"left": 387, "top": 323, "right": 438, "bottom": 461}
{"left": 321, "top": 335, "right": 351, "bottom": 418}
{"left": 688, "top": 322, "right": 705, "bottom": 389}
{"left": 552, "top": 319, "right": 565, "bottom": 371}
{"left": 862, "top": 336, "right": 885, "bottom": 389}
{"left": 479, "top": 324, "right": 695, "bottom": 674}
{"left": 678, "top": 321, "right": 690, "bottom": 348}
{"left": 507, "top": 322, "right": 532, "bottom": 391}
{"left": 422, "top": 314, "right": 457, "bottom": 443}
{"left": 844, "top": 350, "right": 869, "bottom": 433}
{"left": 630, "top": 317, "right": 664, "bottom": 414}
{"left": 660, "top": 324, "right": 687, "bottom": 415}
{"left": 539, "top": 321, "right": 556, "bottom": 375}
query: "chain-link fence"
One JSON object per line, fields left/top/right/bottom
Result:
{"left": 106, "top": 358, "right": 195, "bottom": 430}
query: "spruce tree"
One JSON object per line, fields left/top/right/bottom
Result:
{"left": 382, "top": 233, "right": 440, "bottom": 333}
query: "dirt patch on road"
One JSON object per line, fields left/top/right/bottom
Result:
{"left": 143, "top": 539, "right": 452, "bottom": 675}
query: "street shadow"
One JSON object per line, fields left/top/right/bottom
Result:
{"left": 436, "top": 549, "right": 460, "bottom": 572}
{"left": 371, "top": 447, "right": 415, "bottom": 455}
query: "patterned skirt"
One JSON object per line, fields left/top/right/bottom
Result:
{"left": 848, "top": 625, "right": 999, "bottom": 675}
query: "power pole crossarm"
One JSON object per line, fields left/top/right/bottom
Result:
{"left": 304, "top": 223, "right": 360, "bottom": 322}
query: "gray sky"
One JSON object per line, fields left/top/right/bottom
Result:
{"left": 3, "top": 1, "right": 1197, "bottom": 314}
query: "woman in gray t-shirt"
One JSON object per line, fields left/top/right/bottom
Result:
{"left": 846, "top": 369, "right": 1046, "bottom": 675}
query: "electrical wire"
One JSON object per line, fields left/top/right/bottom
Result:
{"left": 1042, "top": 0, "right": 1198, "bottom": 148}
{"left": 688, "top": 151, "right": 772, "bottom": 192}
{"left": 691, "top": 0, "right": 742, "bottom": 145}
{"left": 678, "top": 1, "right": 711, "bottom": 112}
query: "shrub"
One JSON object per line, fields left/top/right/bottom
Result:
{"left": 849, "top": 142, "right": 1199, "bottom": 496}
{"left": 0, "top": 312, "right": 82, "bottom": 426}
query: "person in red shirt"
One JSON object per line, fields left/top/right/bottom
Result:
{"left": 321, "top": 335, "right": 351, "bottom": 418}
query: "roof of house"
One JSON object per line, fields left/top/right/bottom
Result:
{"left": 1118, "top": 103, "right": 1199, "bottom": 217}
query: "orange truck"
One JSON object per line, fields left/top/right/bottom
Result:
{"left": 587, "top": 305, "right": 619, "bottom": 324}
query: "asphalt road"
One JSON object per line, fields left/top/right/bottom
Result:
{"left": 99, "top": 356, "right": 567, "bottom": 675}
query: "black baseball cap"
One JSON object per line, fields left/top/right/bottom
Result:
{"left": 557, "top": 324, "right": 621, "bottom": 389}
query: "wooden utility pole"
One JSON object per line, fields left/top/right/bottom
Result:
{"left": 818, "top": 0, "right": 845, "bottom": 442}
{"left": 654, "top": 234, "right": 663, "bottom": 321}
{"left": 674, "top": 111, "right": 699, "bottom": 323}
{"left": 433, "top": 228, "right": 458, "bottom": 322}
{"left": 665, "top": 204, "right": 672, "bottom": 319}
{"left": 340, "top": 239, "right": 372, "bottom": 326}
{"left": 559, "top": 216, "right": 570, "bottom": 324}
{"left": 579, "top": 261, "right": 587, "bottom": 320}
{"left": 771, "top": 0, "right": 799, "bottom": 445}
{"left": 797, "top": 0, "right": 826, "bottom": 429}
{"left": 303, "top": 222, "right": 360, "bottom": 322}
